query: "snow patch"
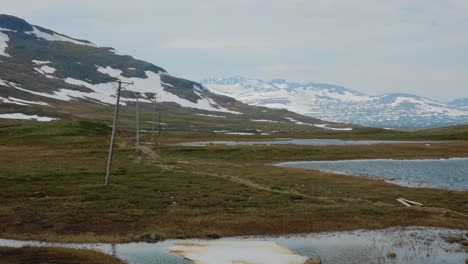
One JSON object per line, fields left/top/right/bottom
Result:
{"left": 161, "top": 82, "right": 174, "bottom": 87}
{"left": 0, "top": 96, "right": 48, "bottom": 106}
{"left": 38, "top": 66, "right": 56, "bottom": 74}
{"left": 167, "top": 241, "right": 308, "bottom": 264}
{"left": 196, "top": 114, "right": 227, "bottom": 118}
{"left": 35, "top": 65, "right": 57, "bottom": 79}
{"left": 225, "top": 132, "right": 256, "bottom": 135}
{"left": 0, "top": 27, "right": 16, "bottom": 33}
{"left": 26, "top": 26, "right": 96, "bottom": 47}
{"left": 0, "top": 113, "right": 58, "bottom": 122}
{"left": 95, "top": 66, "right": 241, "bottom": 113}
{"left": 0, "top": 31, "right": 11, "bottom": 57}
{"left": 32, "top": 60, "right": 51, "bottom": 65}
{"left": 251, "top": 119, "right": 283, "bottom": 123}
{"left": 285, "top": 117, "right": 312, "bottom": 126}
{"left": 286, "top": 118, "right": 353, "bottom": 131}
{"left": 109, "top": 49, "right": 123, "bottom": 55}
{"left": 314, "top": 124, "right": 353, "bottom": 131}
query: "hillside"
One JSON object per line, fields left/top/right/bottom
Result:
{"left": 0, "top": 14, "right": 354, "bottom": 135}
{"left": 202, "top": 77, "right": 468, "bottom": 128}
{"left": 449, "top": 98, "right": 468, "bottom": 110}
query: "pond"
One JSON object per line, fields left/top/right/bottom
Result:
{"left": 176, "top": 139, "right": 434, "bottom": 147}
{"left": 0, "top": 227, "right": 466, "bottom": 264}
{"left": 275, "top": 158, "right": 468, "bottom": 191}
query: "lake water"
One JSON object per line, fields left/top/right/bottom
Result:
{"left": 0, "top": 227, "right": 466, "bottom": 264}
{"left": 177, "top": 139, "right": 433, "bottom": 147}
{"left": 275, "top": 158, "right": 468, "bottom": 191}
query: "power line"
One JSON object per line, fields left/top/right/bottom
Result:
{"left": 105, "top": 80, "right": 133, "bottom": 186}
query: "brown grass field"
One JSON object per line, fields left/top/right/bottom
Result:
{"left": 0, "top": 246, "right": 124, "bottom": 264}
{"left": 0, "top": 120, "right": 467, "bottom": 243}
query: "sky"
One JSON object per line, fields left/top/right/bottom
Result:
{"left": 3, "top": 0, "right": 468, "bottom": 101}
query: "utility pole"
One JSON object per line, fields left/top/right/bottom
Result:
{"left": 135, "top": 92, "right": 141, "bottom": 159}
{"left": 105, "top": 80, "right": 133, "bottom": 186}
{"left": 151, "top": 93, "right": 160, "bottom": 144}
{"left": 158, "top": 112, "right": 162, "bottom": 137}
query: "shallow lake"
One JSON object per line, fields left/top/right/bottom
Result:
{"left": 176, "top": 139, "right": 433, "bottom": 147}
{"left": 0, "top": 227, "right": 466, "bottom": 264}
{"left": 275, "top": 158, "right": 468, "bottom": 191}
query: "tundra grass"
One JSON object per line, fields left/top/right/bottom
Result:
{"left": 0, "top": 120, "right": 467, "bottom": 243}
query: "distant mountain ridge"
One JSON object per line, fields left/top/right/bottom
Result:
{"left": 448, "top": 98, "right": 468, "bottom": 110}
{"left": 202, "top": 77, "right": 468, "bottom": 128}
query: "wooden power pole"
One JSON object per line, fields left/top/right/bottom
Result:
{"left": 135, "top": 92, "right": 141, "bottom": 159}
{"left": 105, "top": 80, "right": 133, "bottom": 186}
{"left": 151, "top": 93, "right": 160, "bottom": 144}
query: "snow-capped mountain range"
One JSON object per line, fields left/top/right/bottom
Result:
{"left": 202, "top": 77, "right": 468, "bottom": 128}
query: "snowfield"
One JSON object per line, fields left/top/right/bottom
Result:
{"left": 26, "top": 26, "right": 96, "bottom": 47}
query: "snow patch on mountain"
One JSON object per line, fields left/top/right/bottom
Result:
{"left": 109, "top": 49, "right": 122, "bottom": 55}
{"left": 34, "top": 65, "right": 57, "bottom": 79}
{"left": 284, "top": 117, "right": 352, "bottom": 130}
{"left": 313, "top": 124, "right": 353, "bottom": 131}
{"left": 0, "top": 113, "right": 58, "bottom": 122}
{"left": 37, "top": 66, "right": 56, "bottom": 74}
{"left": 251, "top": 119, "right": 284, "bottom": 123}
{"left": 32, "top": 60, "right": 51, "bottom": 65}
{"left": 0, "top": 31, "right": 11, "bottom": 57}
{"left": 26, "top": 26, "right": 96, "bottom": 47}
{"left": 3, "top": 65, "right": 241, "bottom": 114}
{"left": 196, "top": 114, "right": 227, "bottom": 118}
{"left": 0, "top": 95, "right": 48, "bottom": 106}
{"left": 96, "top": 66, "right": 240, "bottom": 113}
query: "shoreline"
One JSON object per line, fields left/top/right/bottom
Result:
{"left": 1, "top": 223, "right": 468, "bottom": 244}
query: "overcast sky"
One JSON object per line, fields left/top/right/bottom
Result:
{"left": 4, "top": 0, "right": 468, "bottom": 101}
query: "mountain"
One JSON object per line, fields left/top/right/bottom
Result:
{"left": 0, "top": 14, "right": 355, "bottom": 134}
{"left": 448, "top": 98, "right": 468, "bottom": 110}
{"left": 202, "top": 77, "right": 468, "bottom": 128}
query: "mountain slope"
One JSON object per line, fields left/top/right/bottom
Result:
{"left": 0, "top": 14, "right": 355, "bottom": 135}
{"left": 448, "top": 98, "right": 468, "bottom": 110}
{"left": 0, "top": 15, "right": 234, "bottom": 113}
{"left": 202, "top": 77, "right": 468, "bottom": 128}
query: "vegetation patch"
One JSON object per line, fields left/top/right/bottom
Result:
{"left": 0, "top": 120, "right": 467, "bottom": 243}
